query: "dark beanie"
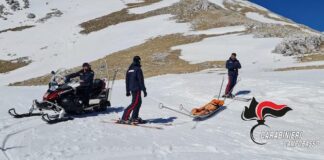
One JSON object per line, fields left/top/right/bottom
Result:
{"left": 133, "top": 56, "right": 141, "bottom": 63}
{"left": 82, "top": 62, "right": 90, "bottom": 67}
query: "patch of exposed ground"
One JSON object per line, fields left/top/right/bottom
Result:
{"left": 298, "top": 54, "right": 324, "bottom": 63}
{"left": 297, "top": 44, "right": 324, "bottom": 62}
{"left": 275, "top": 45, "right": 324, "bottom": 71}
{"left": 223, "top": 1, "right": 315, "bottom": 38}
{"left": 10, "top": 33, "right": 229, "bottom": 86}
{"left": 80, "top": 0, "right": 164, "bottom": 34}
{"left": 223, "top": 1, "right": 284, "bottom": 22}
{"left": 0, "top": 25, "right": 34, "bottom": 34}
{"left": 79, "top": 0, "right": 253, "bottom": 34}
{"left": 79, "top": 0, "right": 311, "bottom": 40}
{"left": 0, "top": 57, "right": 31, "bottom": 73}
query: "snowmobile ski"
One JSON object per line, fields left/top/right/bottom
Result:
{"left": 101, "top": 120, "right": 164, "bottom": 130}
{"left": 8, "top": 108, "right": 42, "bottom": 118}
{"left": 41, "top": 114, "right": 74, "bottom": 124}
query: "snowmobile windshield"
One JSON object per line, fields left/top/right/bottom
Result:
{"left": 49, "top": 68, "right": 71, "bottom": 90}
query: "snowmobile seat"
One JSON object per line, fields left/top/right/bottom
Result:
{"left": 91, "top": 79, "right": 105, "bottom": 97}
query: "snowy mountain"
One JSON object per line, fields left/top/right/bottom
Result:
{"left": 0, "top": 0, "right": 323, "bottom": 160}
{"left": 0, "top": 0, "right": 323, "bottom": 85}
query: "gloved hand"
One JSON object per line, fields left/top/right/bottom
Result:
{"left": 126, "top": 92, "right": 131, "bottom": 97}
{"left": 144, "top": 91, "right": 147, "bottom": 97}
{"left": 64, "top": 77, "right": 69, "bottom": 83}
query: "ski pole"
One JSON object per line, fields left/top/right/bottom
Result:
{"left": 108, "top": 69, "right": 119, "bottom": 102}
{"left": 216, "top": 76, "right": 225, "bottom": 99}
{"left": 159, "top": 103, "right": 194, "bottom": 118}
{"left": 104, "top": 59, "right": 110, "bottom": 85}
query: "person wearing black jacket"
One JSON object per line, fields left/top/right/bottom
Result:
{"left": 65, "top": 63, "right": 95, "bottom": 108}
{"left": 223, "top": 53, "right": 241, "bottom": 98}
{"left": 121, "top": 56, "right": 147, "bottom": 123}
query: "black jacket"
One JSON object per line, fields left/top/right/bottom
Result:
{"left": 226, "top": 58, "right": 241, "bottom": 76}
{"left": 126, "top": 63, "right": 146, "bottom": 92}
{"left": 66, "top": 69, "right": 95, "bottom": 87}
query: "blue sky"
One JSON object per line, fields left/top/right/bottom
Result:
{"left": 249, "top": 0, "right": 324, "bottom": 31}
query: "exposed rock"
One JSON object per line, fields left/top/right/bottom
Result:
{"left": 1, "top": 0, "right": 29, "bottom": 19}
{"left": 189, "top": 0, "right": 217, "bottom": 11}
{"left": 23, "top": 0, "right": 30, "bottom": 8}
{"left": 168, "top": 0, "right": 220, "bottom": 21}
{"left": 27, "top": 13, "right": 36, "bottom": 19}
{"left": 273, "top": 35, "right": 323, "bottom": 56}
{"left": 169, "top": 0, "right": 247, "bottom": 29}
{"left": 0, "top": 4, "right": 4, "bottom": 14}
{"left": 247, "top": 23, "right": 308, "bottom": 38}
{"left": 37, "top": 9, "right": 63, "bottom": 23}
{"left": 8, "top": 0, "right": 20, "bottom": 11}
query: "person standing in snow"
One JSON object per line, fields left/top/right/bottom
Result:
{"left": 65, "top": 62, "right": 95, "bottom": 108}
{"left": 223, "top": 53, "right": 241, "bottom": 98}
{"left": 120, "top": 56, "right": 147, "bottom": 124}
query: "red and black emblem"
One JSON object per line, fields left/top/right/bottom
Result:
{"left": 241, "top": 97, "right": 292, "bottom": 145}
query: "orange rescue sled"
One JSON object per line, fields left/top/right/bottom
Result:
{"left": 191, "top": 99, "right": 224, "bottom": 120}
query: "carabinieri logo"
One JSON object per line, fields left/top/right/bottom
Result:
{"left": 241, "top": 97, "right": 292, "bottom": 145}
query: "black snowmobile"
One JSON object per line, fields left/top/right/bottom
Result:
{"left": 8, "top": 69, "right": 117, "bottom": 124}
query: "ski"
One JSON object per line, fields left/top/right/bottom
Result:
{"left": 101, "top": 120, "right": 164, "bottom": 130}
{"left": 230, "top": 97, "right": 252, "bottom": 102}
{"left": 145, "top": 121, "right": 173, "bottom": 126}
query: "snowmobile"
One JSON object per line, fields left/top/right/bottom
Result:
{"left": 8, "top": 68, "right": 116, "bottom": 124}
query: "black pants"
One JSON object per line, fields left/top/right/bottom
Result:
{"left": 76, "top": 86, "right": 91, "bottom": 107}
{"left": 122, "top": 91, "right": 142, "bottom": 121}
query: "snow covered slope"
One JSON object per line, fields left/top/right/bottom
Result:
{"left": 0, "top": 1, "right": 323, "bottom": 159}
{"left": 0, "top": 69, "right": 323, "bottom": 160}
{"left": 0, "top": 0, "right": 322, "bottom": 85}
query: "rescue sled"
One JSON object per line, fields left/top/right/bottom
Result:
{"left": 159, "top": 99, "right": 225, "bottom": 121}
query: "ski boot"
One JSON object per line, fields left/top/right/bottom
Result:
{"left": 222, "top": 93, "right": 234, "bottom": 98}
{"left": 116, "top": 119, "right": 131, "bottom": 124}
{"left": 131, "top": 117, "right": 147, "bottom": 124}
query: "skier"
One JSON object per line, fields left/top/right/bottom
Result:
{"left": 120, "top": 56, "right": 147, "bottom": 124}
{"left": 65, "top": 62, "right": 95, "bottom": 108}
{"left": 223, "top": 53, "right": 241, "bottom": 98}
